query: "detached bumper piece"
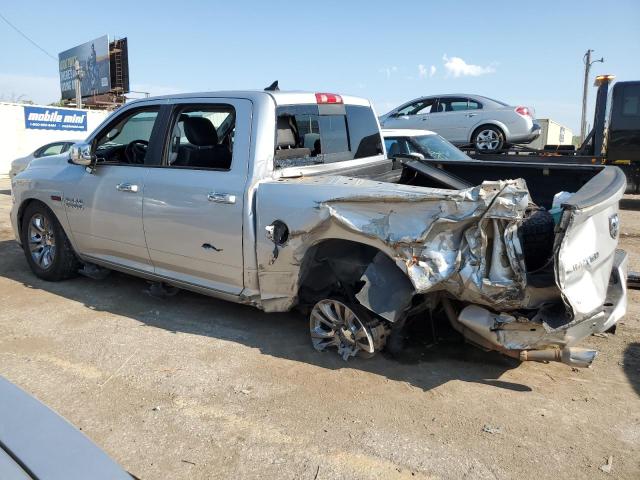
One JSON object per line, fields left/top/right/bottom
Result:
{"left": 453, "top": 250, "right": 628, "bottom": 368}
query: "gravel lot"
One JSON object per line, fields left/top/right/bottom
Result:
{"left": 0, "top": 177, "right": 638, "bottom": 479}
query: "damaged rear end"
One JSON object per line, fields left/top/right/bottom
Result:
{"left": 256, "top": 164, "right": 627, "bottom": 367}
{"left": 448, "top": 167, "right": 628, "bottom": 367}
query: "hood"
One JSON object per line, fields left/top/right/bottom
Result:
{"left": 28, "top": 152, "right": 71, "bottom": 170}
{"left": 11, "top": 154, "right": 33, "bottom": 168}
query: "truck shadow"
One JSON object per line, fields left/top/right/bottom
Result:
{"left": 0, "top": 239, "right": 530, "bottom": 394}
{"left": 624, "top": 342, "right": 640, "bottom": 397}
{"left": 619, "top": 197, "right": 640, "bottom": 211}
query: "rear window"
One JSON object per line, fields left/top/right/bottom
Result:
{"left": 621, "top": 84, "right": 640, "bottom": 117}
{"left": 274, "top": 104, "right": 382, "bottom": 168}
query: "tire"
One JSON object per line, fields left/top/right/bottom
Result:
{"left": 518, "top": 209, "right": 555, "bottom": 272}
{"left": 21, "top": 202, "right": 80, "bottom": 281}
{"left": 309, "top": 297, "right": 389, "bottom": 360}
{"left": 472, "top": 125, "right": 505, "bottom": 151}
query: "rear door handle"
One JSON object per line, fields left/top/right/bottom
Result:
{"left": 116, "top": 183, "right": 139, "bottom": 193}
{"left": 208, "top": 192, "right": 236, "bottom": 204}
{"left": 466, "top": 113, "right": 478, "bottom": 117}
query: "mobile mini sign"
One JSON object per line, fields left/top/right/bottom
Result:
{"left": 24, "top": 106, "right": 88, "bottom": 131}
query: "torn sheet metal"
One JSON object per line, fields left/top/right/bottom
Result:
{"left": 318, "top": 178, "right": 531, "bottom": 310}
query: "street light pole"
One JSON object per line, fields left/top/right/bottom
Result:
{"left": 580, "top": 49, "right": 604, "bottom": 142}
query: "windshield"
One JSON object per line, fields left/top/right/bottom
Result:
{"left": 411, "top": 135, "right": 471, "bottom": 160}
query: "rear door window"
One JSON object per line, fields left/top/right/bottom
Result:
{"left": 436, "top": 97, "right": 471, "bottom": 112}
{"left": 468, "top": 99, "right": 482, "bottom": 110}
{"left": 274, "top": 104, "right": 382, "bottom": 168}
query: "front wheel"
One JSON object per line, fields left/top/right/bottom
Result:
{"left": 472, "top": 126, "right": 505, "bottom": 151}
{"left": 21, "top": 202, "right": 79, "bottom": 281}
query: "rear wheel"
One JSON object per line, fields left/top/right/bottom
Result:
{"left": 309, "top": 298, "right": 389, "bottom": 361}
{"left": 21, "top": 202, "right": 79, "bottom": 281}
{"left": 472, "top": 125, "right": 505, "bottom": 151}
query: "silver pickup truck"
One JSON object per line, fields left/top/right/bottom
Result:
{"left": 10, "top": 90, "right": 628, "bottom": 367}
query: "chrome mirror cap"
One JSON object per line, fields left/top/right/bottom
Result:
{"left": 69, "top": 143, "right": 93, "bottom": 166}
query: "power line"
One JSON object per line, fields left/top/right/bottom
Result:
{"left": 0, "top": 11, "right": 57, "bottom": 61}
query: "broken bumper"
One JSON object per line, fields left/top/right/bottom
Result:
{"left": 455, "top": 249, "right": 628, "bottom": 362}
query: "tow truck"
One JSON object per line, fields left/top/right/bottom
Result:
{"left": 459, "top": 75, "right": 640, "bottom": 194}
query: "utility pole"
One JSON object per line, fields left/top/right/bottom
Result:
{"left": 580, "top": 49, "right": 604, "bottom": 142}
{"left": 74, "top": 59, "right": 84, "bottom": 109}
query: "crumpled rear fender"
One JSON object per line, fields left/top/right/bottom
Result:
{"left": 254, "top": 176, "right": 532, "bottom": 315}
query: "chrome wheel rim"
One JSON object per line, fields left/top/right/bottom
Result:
{"left": 28, "top": 213, "right": 56, "bottom": 270}
{"left": 310, "top": 299, "right": 375, "bottom": 360}
{"left": 475, "top": 129, "right": 502, "bottom": 150}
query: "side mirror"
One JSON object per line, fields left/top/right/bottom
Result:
{"left": 69, "top": 143, "right": 93, "bottom": 166}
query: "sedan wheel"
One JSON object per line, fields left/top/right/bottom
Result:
{"left": 309, "top": 299, "right": 389, "bottom": 360}
{"left": 474, "top": 127, "right": 504, "bottom": 151}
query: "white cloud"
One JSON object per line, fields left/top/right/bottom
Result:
{"left": 418, "top": 64, "right": 437, "bottom": 79}
{"left": 379, "top": 66, "right": 398, "bottom": 79}
{"left": 442, "top": 55, "right": 495, "bottom": 77}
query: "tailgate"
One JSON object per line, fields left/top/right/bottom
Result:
{"left": 555, "top": 167, "right": 627, "bottom": 320}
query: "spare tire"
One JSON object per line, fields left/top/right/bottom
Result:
{"left": 519, "top": 209, "right": 555, "bottom": 272}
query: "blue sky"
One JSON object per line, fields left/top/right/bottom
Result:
{"left": 1, "top": 0, "right": 639, "bottom": 132}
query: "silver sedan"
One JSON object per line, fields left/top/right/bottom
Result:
{"left": 9, "top": 140, "right": 79, "bottom": 178}
{"left": 379, "top": 94, "right": 540, "bottom": 151}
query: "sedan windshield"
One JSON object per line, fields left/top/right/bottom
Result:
{"left": 412, "top": 135, "right": 470, "bottom": 160}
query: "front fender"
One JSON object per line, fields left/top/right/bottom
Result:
{"left": 11, "top": 177, "right": 76, "bottom": 251}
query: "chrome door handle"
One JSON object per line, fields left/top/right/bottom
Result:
{"left": 116, "top": 183, "right": 139, "bottom": 193}
{"left": 208, "top": 192, "right": 236, "bottom": 204}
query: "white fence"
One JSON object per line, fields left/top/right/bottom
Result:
{"left": 0, "top": 102, "right": 110, "bottom": 176}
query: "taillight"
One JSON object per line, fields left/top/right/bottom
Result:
{"left": 515, "top": 106, "right": 532, "bottom": 117}
{"left": 315, "top": 93, "right": 343, "bottom": 104}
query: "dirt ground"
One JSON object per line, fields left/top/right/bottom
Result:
{"left": 0, "top": 177, "right": 638, "bottom": 479}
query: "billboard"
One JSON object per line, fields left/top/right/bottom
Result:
{"left": 59, "top": 36, "right": 111, "bottom": 100}
{"left": 23, "top": 106, "right": 88, "bottom": 131}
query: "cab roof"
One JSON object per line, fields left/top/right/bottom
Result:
{"left": 129, "top": 90, "right": 371, "bottom": 107}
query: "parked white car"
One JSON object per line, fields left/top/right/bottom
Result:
{"left": 382, "top": 128, "right": 472, "bottom": 161}
{"left": 379, "top": 94, "right": 540, "bottom": 151}
{"left": 9, "top": 140, "right": 79, "bottom": 178}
